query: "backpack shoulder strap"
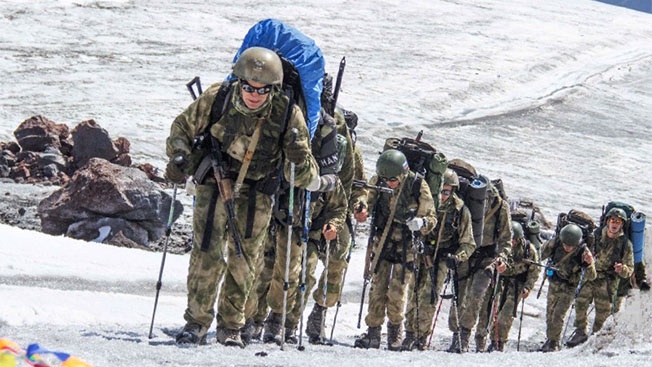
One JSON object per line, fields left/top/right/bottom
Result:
{"left": 209, "top": 81, "right": 235, "bottom": 126}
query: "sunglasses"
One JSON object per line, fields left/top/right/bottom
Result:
{"left": 607, "top": 217, "right": 623, "bottom": 225}
{"left": 240, "top": 80, "right": 272, "bottom": 95}
{"left": 381, "top": 176, "right": 399, "bottom": 183}
{"left": 441, "top": 189, "right": 452, "bottom": 196}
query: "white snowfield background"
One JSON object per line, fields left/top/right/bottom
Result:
{"left": 1, "top": 0, "right": 652, "bottom": 366}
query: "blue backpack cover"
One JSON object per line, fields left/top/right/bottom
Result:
{"left": 231, "top": 18, "right": 325, "bottom": 139}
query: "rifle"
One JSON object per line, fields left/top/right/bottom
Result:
{"left": 524, "top": 258, "right": 560, "bottom": 272}
{"left": 562, "top": 265, "right": 587, "bottom": 345}
{"left": 536, "top": 258, "right": 555, "bottom": 299}
{"left": 516, "top": 297, "right": 525, "bottom": 351}
{"left": 352, "top": 179, "right": 394, "bottom": 194}
{"left": 484, "top": 268, "right": 501, "bottom": 343}
{"left": 331, "top": 57, "right": 346, "bottom": 116}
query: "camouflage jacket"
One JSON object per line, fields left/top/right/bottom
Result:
{"left": 593, "top": 226, "right": 634, "bottom": 280}
{"left": 502, "top": 238, "right": 540, "bottom": 291}
{"left": 307, "top": 181, "right": 348, "bottom": 244}
{"left": 166, "top": 81, "right": 318, "bottom": 188}
{"left": 541, "top": 238, "right": 597, "bottom": 286}
{"left": 479, "top": 186, "right": 512, "bottom": 263}
{"left": 429, "top": 193, "right": 476, "bottom": 263}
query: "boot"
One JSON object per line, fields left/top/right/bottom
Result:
{"left": 488, "top": 340, "right": 504, "bottom": 352}
{"left": 240, "top": 319, "right": 255, "bottom": 346}
{"left": 251, "top": 321, "right": 264, "bottom": 340}
{"left": 175, "top": 322, "right": 208, "bottom": 345}
{"left": 459, "top": 327, "right": 472, "bottom": 353}
{"left": 401, "top": 331, "right": 416, "bottom": 351}
{"left": 285, "top": 326, "right": 298, "bottom": 344}
{"left": 566, "top": 328, "right": 588, "bottom": 348}
{"left": 386, "top": 322, "right": 403, "bottom": 351}
{"left": 541, "top": 339, "right": 559, "bottom": 353}
{"left": 306, "top": 303, "right": 327, "bottom": 344}
{"left": 475, "top": 335, "right": 486, "bottom": 353}
{"left": 415, "top": 335, "right": 428, "bottom": 351}
{"left": 446, "top": 332, "right": 460, "bottom": 353}
{"left": 216, "top": 326, "right": 245, "bottom": 348}
{"left": 354, "top": 326, "right": 381, "bottom": 349}
{"left": 263, "top": 312, "right": 283, "bottom": 345}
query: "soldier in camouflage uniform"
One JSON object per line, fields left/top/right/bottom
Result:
{"left": 402, "top": 169, "right": 475, "bottom": 351}
{"left": 353, "top": 149, "right": 437, "bottom": 350}
{"left": 261, "top": 106, "right": 343, "bottom": 345}
{"left": 165, "top": 47, "right": 321, "bottom": 347}
{"left": 484, "top": 221, "right": 540, "bottom": 352}
{"left": 566, "top": 208, "right": 634, "bottom": 347}
{"left": 539, "top": 223, "right": 596, "bottom": 352}
{"left": 449, "top": 182, "right": 512, "bottom": 353}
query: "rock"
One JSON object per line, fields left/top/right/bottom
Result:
{"left": 37, "top": 158, "right": 182, "bottom": 246}
{"left": 13, "top": 115, "right": 72, "bottom": 153}
{"left": 71, "top": 120, "right": 120, "bottom": 168}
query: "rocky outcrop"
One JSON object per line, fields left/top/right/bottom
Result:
{"left": 37, "top": 158, "right": 182, "bottom": 248}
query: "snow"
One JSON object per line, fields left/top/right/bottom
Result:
{"left": 2, "top": 0, "right": 652, "bottom": 366}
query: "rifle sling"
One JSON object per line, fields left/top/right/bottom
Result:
{"left": 369, "top": 178, "right": 408, "bottom": 276}
{"left": 233, "top": 116, "right": 266, "bottom": 197}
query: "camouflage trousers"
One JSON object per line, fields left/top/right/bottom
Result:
{"left": 182, "top": 183, "right": 273, "bottom": 331}
{"left": 364, "top": 260, "right": 412, "bottom": 328}
{"left": 404, "top": 258, "right": 449, "bottom": 337}
{"left": 483, "top": 279, "right": 524, "bottom": 342}
{"left": 545, "top": 280, "right": 575, "bottom": 342}
{"left": 574, "top": 275, "right": 620, "bottom": 334}
{"left": 266, "top": 224, "right": 304, "bottom": 318}
{"left": 286, "top": 224, "right": 351, "bottom": 327}
{"left": 243, "top": 226, "right": 276, "bottom": 324}
{"left": 449, "top": 259, "right": 493, "bottom": 333}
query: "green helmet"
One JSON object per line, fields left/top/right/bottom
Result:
{"left": 443, "top": 169, "right": 459, "bottom": 188}
{"left": 376, "top": 149, "right": 409, "bottom": 179}
{"left": 559, "top": 223, "right": 583, "bottom": 247}
{"left": 511, "top": 221, "right": 524, "bottom": 239}
{"left": 606, "top": 207, "right": 628, "bottom": 222}
{"left": 232, "top": 47, "right": 283, "bottom": 85}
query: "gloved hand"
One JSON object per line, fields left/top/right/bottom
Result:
{"left": 406, "top": 217, "right": 424, "bottom": 232}
{"left": 446, "top": 254, "right": 459, "bottom": 269}
{"left": 165, "top": 153, "right": 188, "bottom": 184}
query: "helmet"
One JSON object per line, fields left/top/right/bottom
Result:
{"left": 376, "top": 149, "right": 409, "bottom": 179}
{"left": 606, "top": 207, "right": 628, "bottom": 222}
{"left": 443, "top": 169, "right": 459, "bottom": 188}
{"left": 559, "top": 224, "right": 583, "bottom": 247}
{"left": 232, "top": 47, "right": 283, "bottom": 85}
{"left": 511, "top": 221, "right": 524, "bottom": 239}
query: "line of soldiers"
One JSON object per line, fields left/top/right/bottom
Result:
{"left": 164, "top": 45, "right": 649, "bottom": 352}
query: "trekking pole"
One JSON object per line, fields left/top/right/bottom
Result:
{"left": 148, "top": 183, "right": 179, "bottom": 339}
{"left": 427, "top": 273, "right": 450, "bottom": 348}
{"left": 297, "top": 189, "right": 312, "bottom": 351}
{"left": 516, "top": 297, "right": 525, "bottom": 351}
{"left": 280, "top": 129, "right": 298, "bottom": 351}
{"left": 449, "top": 263, "right": 463, "bottom": 353}
{"left": 487, "top": 269, "right": 502, "bottom": 344}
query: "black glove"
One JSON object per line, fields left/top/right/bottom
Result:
{"left": 165, "top": 153, "right": 187, "bottom": 184}
{"left": 446, "top": 254, "right": 459, "bottom": 269}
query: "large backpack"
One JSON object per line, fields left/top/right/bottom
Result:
{"left": 382, "top": 132, "right": 448, "bottom": 205}
{"left": 445, "top": 158, "right": 488, "bottom": 248}
{"left": 555, "top": 209, "right": 597, "bottom": 250}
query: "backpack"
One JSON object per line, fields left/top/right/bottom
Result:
{"left": 597, "top": 201, "right": 646, "bottom": 263}
{"left": 511, "top": 210, "right": 543, "bottom": 251}
{"left": 555, "top": 209, "right": 596, "bottom": 250}
{"left": 445, "top": 157, "right": 488, "bottom": 248}
{"left": 382, "top": 131, "right": 448, "bottom": 203}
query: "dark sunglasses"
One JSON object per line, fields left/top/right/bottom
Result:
{"left": 441, "top": 189, "right": 452, "bottom": 196}
{"left": 240, "top": 80, "right": 272, "bottom": 95}
{"left": 381, "top": 176, "right": 399, "bottom": 183}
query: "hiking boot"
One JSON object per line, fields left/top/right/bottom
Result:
{"left": 401, "top": 331, "right": 416, "bottom": 351}
{"left": 487, "top": 340, "right": 504, "bottom": 352}
{"left": 285, "top": 326, "right": 298, "bottom": 344}
{"left": 414, "top": 335, "right": 428, "bottom": 351}
{"left": 459, "top": 327, "right": 472, "bottom": 353}
{"left": 251, "top": 321, "right": 264, "bottom": 340}
{"left": 541, "top": 339, "right": 559, "bottom": 353}
{"left": 175, "top": 322, "right": 207, "bottom": 345}
{"left": 216, "top": 326, "right": 245, "bottom": 348}
{"left": 240, "top": 319, "right": 255, "bottom": 346}
{"left": 566, "top": 328, "right": 588, "bottom": 348}
{"left": 306, "top": 303, "right": 327, "bottom": 342}
{"left": 386, "top": 322, "right": 403, "bottom": 351}
{"left": 446, "top": 332, "right": 460, "bottom": 353}
{"left": 263, "top": 312, "right": 283, "bottom": 345}
{"left": 354, "top": 326, "right": 381, "bottom": 349}
{"left": 475, "top": 335, "right": 486, "bottom": 352}
{"left": 640, "top": 281, "right": 650, "bottom": 291}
